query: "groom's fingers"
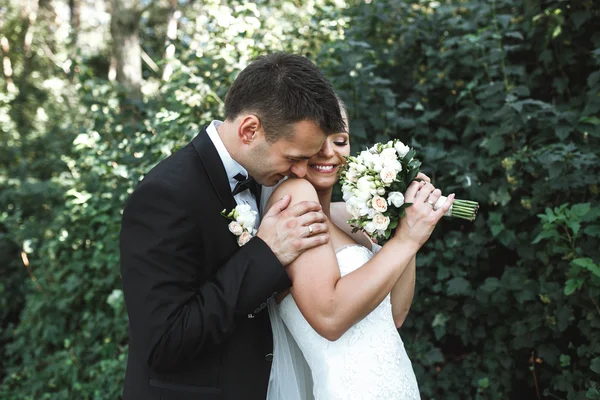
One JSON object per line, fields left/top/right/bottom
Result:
{"left": 263, "top": 194, "right": 292, "bottom": 218}
{"left": 282, "top": 200, "right": 323, "bottom": 218}
{"left": 292, "top": 234, "right": 330, "bottom": 255}
{"left": 300, "top": 222, "right": 327, "bottom": 237}
{"left": 297, "top": 211, "right": 327, "bottom": 228}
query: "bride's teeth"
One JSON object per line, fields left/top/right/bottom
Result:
{"left": 314, "top": 165, "right": 334, "bottom": 171}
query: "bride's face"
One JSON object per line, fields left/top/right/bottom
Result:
{"left": 304, "top": 118, "right": 350, "bottom": 192}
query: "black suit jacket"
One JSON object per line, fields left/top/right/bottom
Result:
{"left": 120, "top": 127, "right": 292, "bottom": 400}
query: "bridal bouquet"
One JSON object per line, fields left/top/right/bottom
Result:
{"left": 339, "top": 140, "right": 478, "bottom": 242}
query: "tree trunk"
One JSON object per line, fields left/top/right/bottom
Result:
{"left": 109, "top": 0, "right": 142, "bottom": 103}
{"left": 162, "top": 0, "right": 180, "bottom": 81}
{"left": 68, "top": 0, "right": 80, "bottom": 77}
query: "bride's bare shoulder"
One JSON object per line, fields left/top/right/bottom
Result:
{"left": 269, "top": 178, "right": 318, "bottom": 205}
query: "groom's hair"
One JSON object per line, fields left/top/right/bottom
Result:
{"left": 224, "top": 53, "right": 345, "bottom": 143}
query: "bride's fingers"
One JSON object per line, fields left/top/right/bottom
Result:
{"left": 432, "top": 193, "right": 455, "bottom": 220}
{"left": 414, "top": 182, "right": 436, "bottom": 204}
{"left": 415, "top": 172, "right": 431, "bottom": 183}
{"left": 404, "top": 180, "right": 426, "bottom": 201}
{"left": 425, "top": 188, "right": 442, "bottom": 209}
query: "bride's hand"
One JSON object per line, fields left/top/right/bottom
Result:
{"left": 391, "top": 180, "right": 454, "bottom": 248}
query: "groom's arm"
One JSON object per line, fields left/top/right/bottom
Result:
{"left": 120, "top": 179, "right": 290, "bottom": 372}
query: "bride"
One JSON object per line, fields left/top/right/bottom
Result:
{"left": 262, "top": 101, "right": 454, "bottom": 399}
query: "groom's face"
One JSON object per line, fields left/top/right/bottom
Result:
{"left": 249, "top": 120, "right": 326, "bottom": 186}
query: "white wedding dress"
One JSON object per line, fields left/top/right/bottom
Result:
{"left": 267, "top": 244, "right": 421, "bottom": 400}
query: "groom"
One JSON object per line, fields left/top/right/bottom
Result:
{"left": 119, "top": 53, "right": 345, "bottom": 400}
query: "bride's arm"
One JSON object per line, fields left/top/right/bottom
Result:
{"left": 331, "top": 202, "right": 416, "bottom": 328}
{"left": 267, "top": 178, "right": 452, "bottom": 341}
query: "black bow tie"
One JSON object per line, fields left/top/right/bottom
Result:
{"left": 232, "top": 173, "right": 259, "bottom": 197}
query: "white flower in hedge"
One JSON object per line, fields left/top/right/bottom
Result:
{"left": 228, "top": 221, "right": 244, "bottom": 236}
{"left": 380, "top": 167, "right": 397, "bottom": 185}
{"left": 373, "top": 213, "right": 390, "bottom": 231}
{"left": 371, "top": 195, "right": 388, "bottom": 213}
{"left": 387, "top": 192, "right": 405, "bottom": 208}
{"left": 394, "top": 141, "right": 410, "bottom": 158}
{"left": 237, "top": 231, "right": 253, "bottom": 246}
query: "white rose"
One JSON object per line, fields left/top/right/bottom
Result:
{"left": 373, "top": 162, "right": 383, "bottom": 173}
{"left": 371, "top": 195, "right": 388, "bottom": 213}
{"left": 342, "top": 185, "right": 354, "bottom": 201}
{"left": 346, "top": 169, "right": 359, "bottom": 183}
{"left": 366, "top": 208, "right": 376, "bottom": 218}
{"left": 373, "top": 213, "right": 390, "bottom": 231}
{"left": 394, "top": 141, "right": 411, "bottom": 158}
{"left": 380, "top": 167, "right": 397, "bottom": 185}
{"left": 383, "top": 159, "right": 402, "bottom": 172}
{"left": 356, "top": 164, "right": 367, "bottom": 173}
{"left": 237, "top": 210, "right": 258, "bottom": 229}
{"left": 380, "top": 147, "right": 398, "bottom": 162}
{"left": 357, "top": 176, "right": 374, "bottom": 195}
{"left": 237, "top": 231, "right": 253, "bottom": 246}
{"left": 228, "top": 221, "right": 243, "bottom": 236}
{"left": 376, "top": 187, "right": 386, "bottom": 196}
{"left": 234, "top": 204, "right": 252, "bottom": 218}
{"left": 364, "top": 221, "right": 377, "bottom": 234}
{"left": 359, "top": 151, "right": 375, "bottom": 167}
{"left": 346, "top": 203, "right": 361, "bottom": 219}
{"left": 387, "top": 192, "right": 405, "bottom": 208}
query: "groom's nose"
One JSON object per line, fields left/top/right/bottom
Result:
{"left": 290, "top": 161, "right": 308, "bottom": 178}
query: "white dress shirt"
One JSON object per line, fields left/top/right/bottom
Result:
{"left": 206, "top": 121, "right": 259, "bottom": 224}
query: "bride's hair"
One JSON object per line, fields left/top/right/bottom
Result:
{"left": 336, "top": 94, "right": 348, "bottom": 132}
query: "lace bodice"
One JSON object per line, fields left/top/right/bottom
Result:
{"left": 278, "top": 245, "right": 421, "bottom": 399}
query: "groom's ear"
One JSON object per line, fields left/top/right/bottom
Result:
{"left": 238, "top": 115, "right": 261, "bottom": 144}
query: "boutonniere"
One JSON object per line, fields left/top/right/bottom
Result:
{"left": 221, "top": 204, "right": 258, "bottom": 246}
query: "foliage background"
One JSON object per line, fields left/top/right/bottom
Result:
{"left": 1, "top": 0, "right": 599, "bottom": 398}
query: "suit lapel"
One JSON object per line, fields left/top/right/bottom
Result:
{"left": 192, "top": 127, "right": 238, "bottom": 212}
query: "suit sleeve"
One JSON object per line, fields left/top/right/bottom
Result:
{"left": 120, "top": 179, "right": 291, "bottom": 372}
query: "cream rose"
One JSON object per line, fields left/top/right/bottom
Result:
{"left": 228, "top": 221, "right": 243, "bottom": 236}
{"left": 237, "top": 231, "right": 253, "bottom": 246}
{"left": 380, "top": 167, "right": 397, "bottom": 185}
{"left": 371, "top": 195, "right": 388, "bottom": 213}
{"left": 373, "top": 213, "right": 390, "bottom": 231}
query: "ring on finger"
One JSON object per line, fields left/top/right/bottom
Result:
{"left": 308, "top": 225, "right": 314, "bottom": 235}
{"left": 426, "top": 198, "right": 435, "bottom": 207}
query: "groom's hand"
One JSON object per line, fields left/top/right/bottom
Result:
{"left": 257, "top": 195, "right": 329, "bottom": 267}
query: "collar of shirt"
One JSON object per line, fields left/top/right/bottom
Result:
{"left": 205, "top": 120, "right": 250, "bottom": 193}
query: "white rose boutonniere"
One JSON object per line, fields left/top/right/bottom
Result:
{"left": 221, "top": 204, "right": 258, "bottom": 246}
